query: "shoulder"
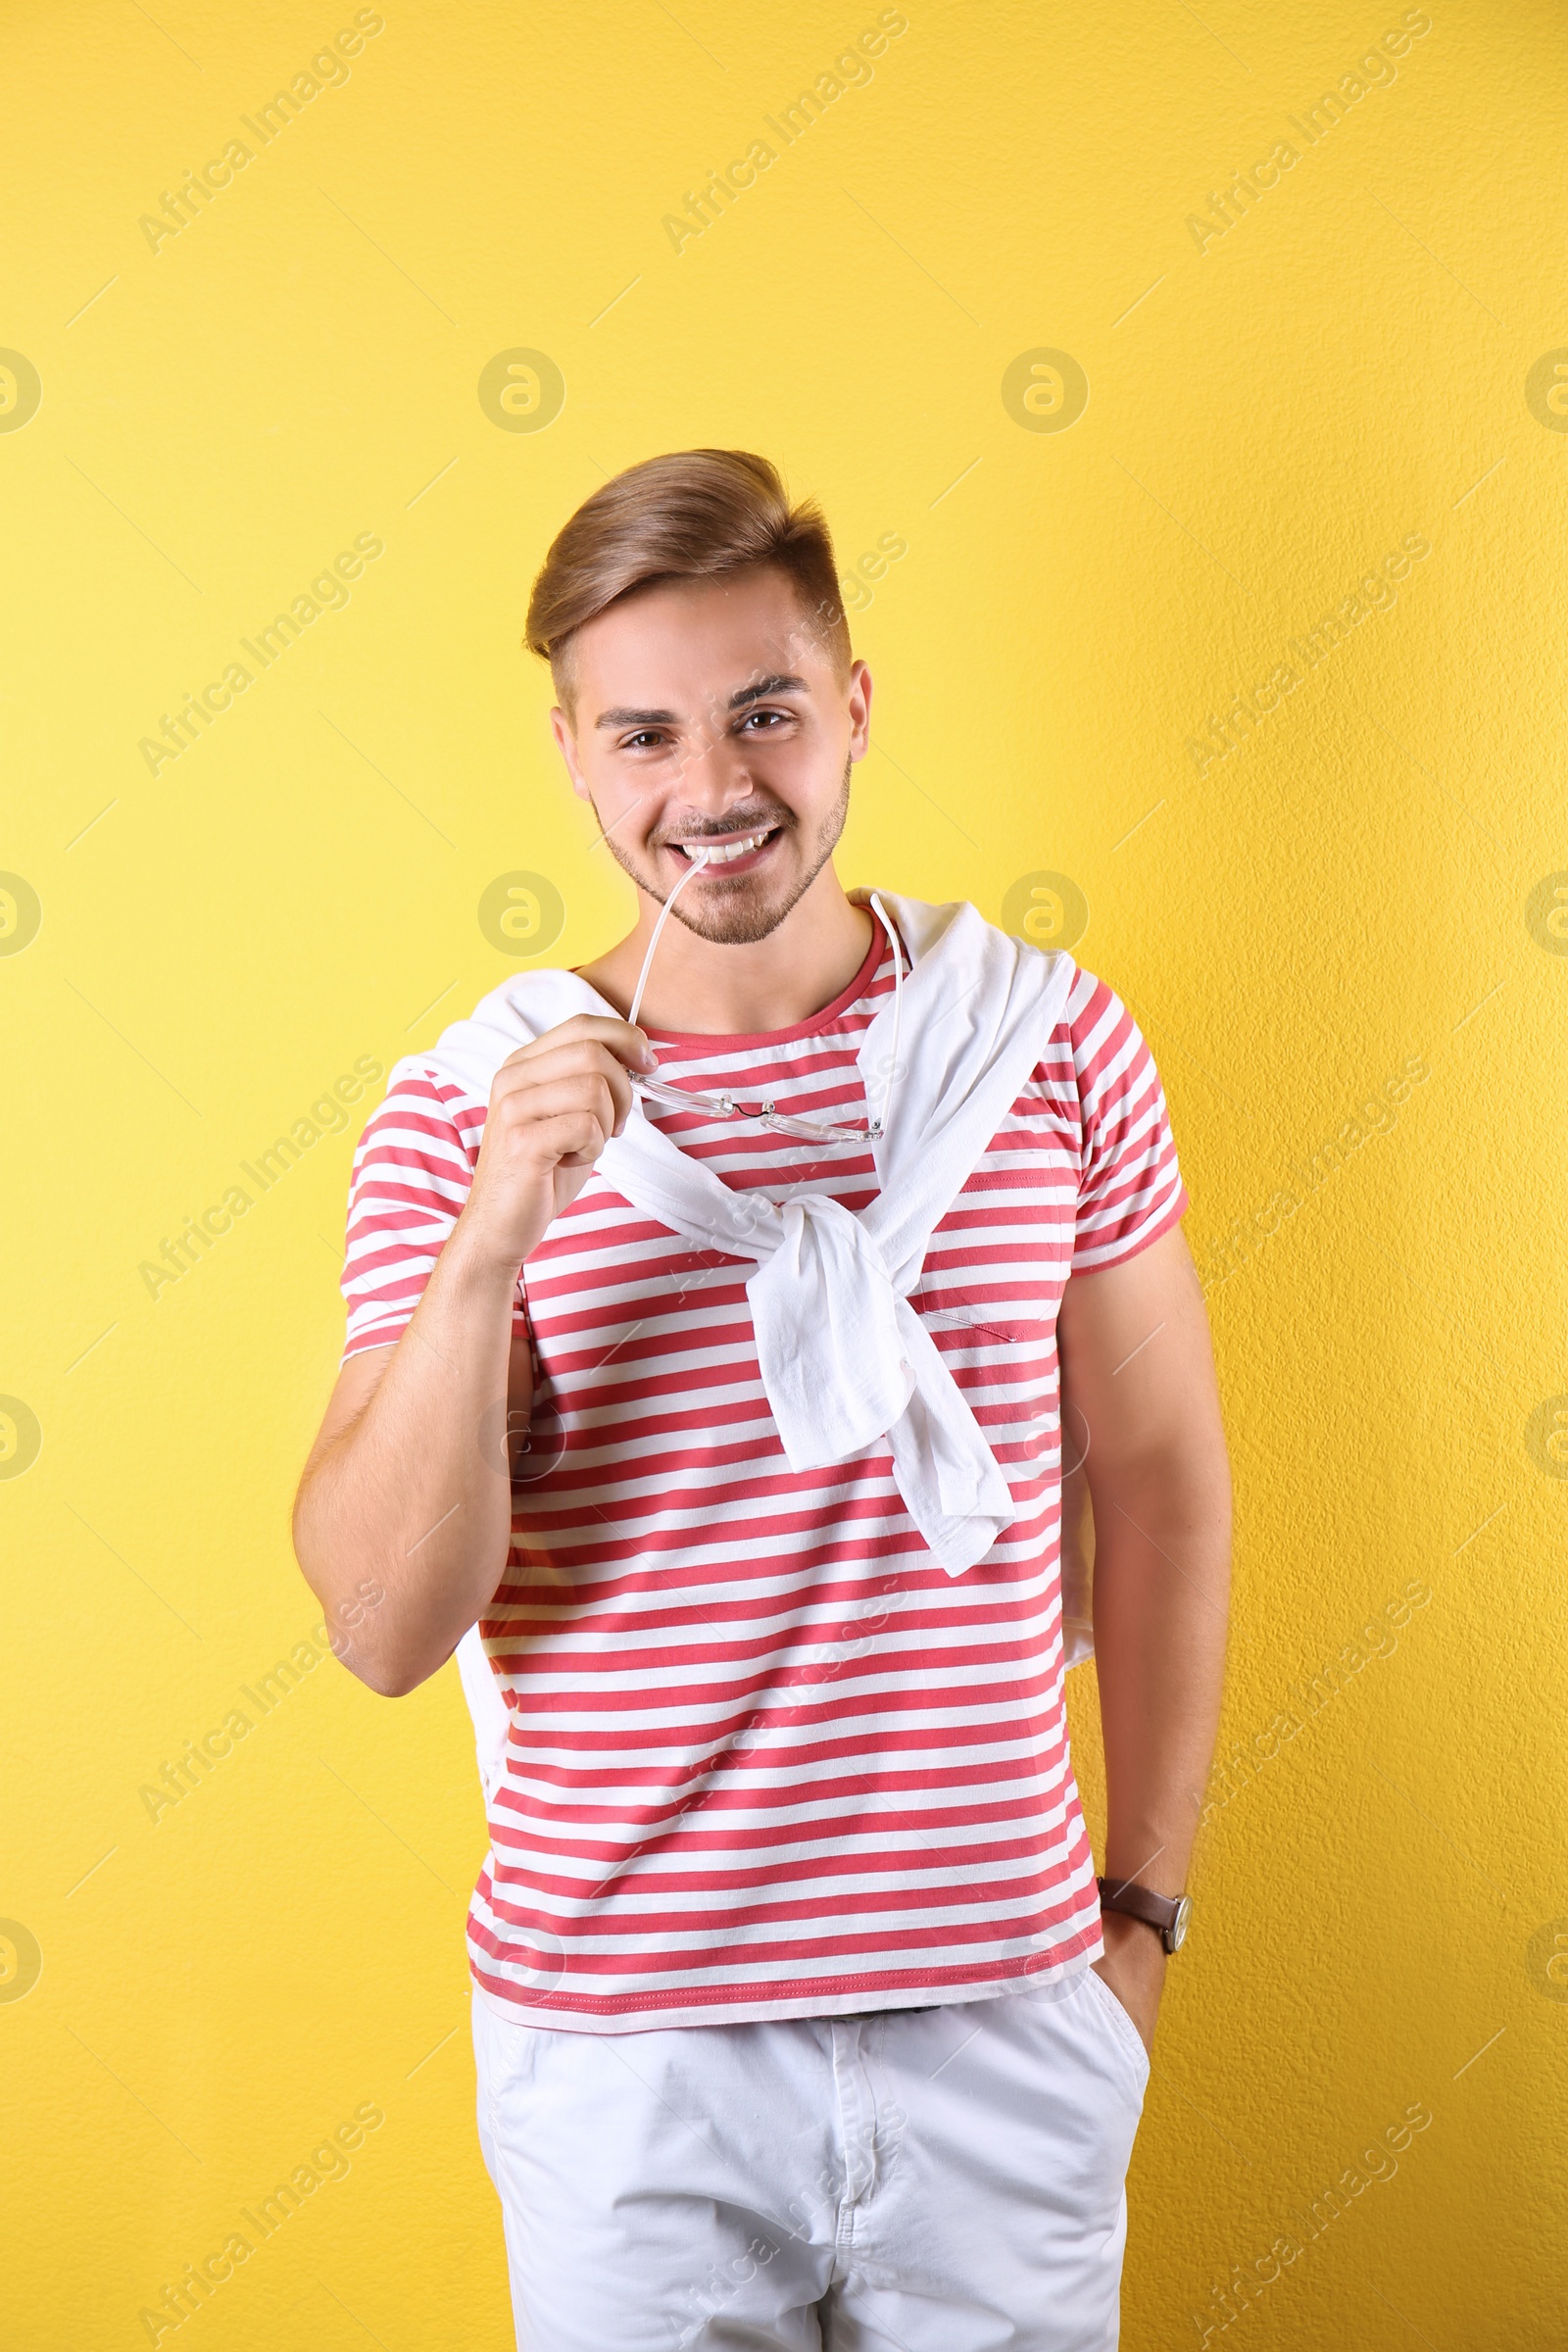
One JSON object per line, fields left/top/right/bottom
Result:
{"left": 875, "top": 889, "right": 1085, "bottom": 1021}
{"left": 1060, "top": 962, "right": 1143, "bottom": 1067}
{"left": 1022, "top": 958, "right": 1167, "bottom": 1117}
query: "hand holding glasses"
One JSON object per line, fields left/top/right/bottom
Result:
{"left": 625, "top": 846, "right": 905, "bottom": 1149}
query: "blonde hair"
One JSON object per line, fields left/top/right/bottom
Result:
{"left": 523, "top": 448, "right": 851, "bottom": 717}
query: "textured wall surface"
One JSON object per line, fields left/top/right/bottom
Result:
{"left": 3, "top": 2, "right": 1564, "bottom": 2345}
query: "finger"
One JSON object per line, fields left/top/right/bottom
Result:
{"left": 520, "top": 1106, "right": 613, "bottom": 1169}
{"left": 493, "top": 1042, "right": 640, "bottom": 1127}
{"left": 487, "top": 1073, "right": 622, "bottom": 1145}
{"left": 496, "top": 1017, "right": 654, "bottom": 1075}
{"left": 491, "top": 1045, "right": 637, "bottom": 1131}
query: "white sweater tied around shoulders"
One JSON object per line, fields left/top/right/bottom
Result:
{"left": 416, "top": 892, "right": 1074, "bottom": 1575}
{"left": 405, "top": 893, "right": 1083, "bottom": 1794}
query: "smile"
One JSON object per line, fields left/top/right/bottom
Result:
{"left": 671, "top": 826, "right": 779, "bottom": 868}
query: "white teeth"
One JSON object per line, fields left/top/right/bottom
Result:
{"left": 679, "top": 829, "right": 771, "bottom": 865}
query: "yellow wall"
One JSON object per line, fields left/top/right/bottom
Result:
{"left": 4, "top": 2, "right": 1563, "bottom": 2343}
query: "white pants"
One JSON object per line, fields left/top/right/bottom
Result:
{"left": 471, "top": 1966, "right": 1150, "bottom": 2350}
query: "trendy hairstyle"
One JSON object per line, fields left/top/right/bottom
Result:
{"left": 523, "top": 448, "right": 852, "bottom": 720}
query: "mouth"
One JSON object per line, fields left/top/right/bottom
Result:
{"left": 665, "top": 824, "right": 782, "bottom": 877}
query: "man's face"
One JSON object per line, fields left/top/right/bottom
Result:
{"left": 550, "top": 564, "right": 871, "bottom": 946}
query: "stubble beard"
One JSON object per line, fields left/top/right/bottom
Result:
{"left": 597, "top": 753, "right": 853, "bottom": 947}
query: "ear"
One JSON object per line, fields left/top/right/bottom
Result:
{"left": 847, "top": 660, "right": 873, "bottom": 762}
{"left": 550, "top": 706, "right": 591, "bottom": 801}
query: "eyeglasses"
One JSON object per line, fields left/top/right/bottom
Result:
{"left": 625, "top": 845, "right": 905, "bottom": 1148}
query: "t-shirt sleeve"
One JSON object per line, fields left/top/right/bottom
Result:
{"left": 339, "top": 1066, "right": 494, "bottom": 1362}
{"left": 1066, "top": 967, "right": 1189, "bottom": 1273}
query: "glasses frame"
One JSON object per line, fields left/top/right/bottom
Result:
{"left": 625, "top": 848, "right": 906, "bottom": 1149}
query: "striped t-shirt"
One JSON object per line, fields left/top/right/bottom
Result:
{"left": 338, "top": 911, "right": 1188, "bottom": 2031}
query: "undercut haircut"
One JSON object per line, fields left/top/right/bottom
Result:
{"left": 523, "top": 448, "right": 852, "bottom": 722}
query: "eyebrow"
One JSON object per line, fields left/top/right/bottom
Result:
{"left": 594, "top": 673, "right": 810, "bottom": 731}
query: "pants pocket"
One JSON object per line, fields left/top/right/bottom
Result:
{"left": 471, "top": 1992, "right": 544, "bottom": 2177}
{"left": 1080, "top": 1964, "right": 1152, "bottom": 2099}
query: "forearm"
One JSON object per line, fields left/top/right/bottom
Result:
{"left": 293, "top": 1220, "right": 527, "bottom": 1695}
{"left": 1090, "top": 1448, "right": 1233, "bottom": 1894}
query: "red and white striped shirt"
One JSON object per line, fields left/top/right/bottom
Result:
{"left": 339, "top": 914, "right": 1188, "bottom": 2030}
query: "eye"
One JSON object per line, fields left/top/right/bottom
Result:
{"left": 738, "top": 708, "right": 792, "bottom": 732}
{"left": 619, "top": 729, "right": 668, "bottom": 752}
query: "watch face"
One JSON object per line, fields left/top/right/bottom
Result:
{"left": 1169, "top": 1896, "right": 1193, "bottom": 1951}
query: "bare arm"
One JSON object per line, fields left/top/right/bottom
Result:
{"left": 1057, "top": 1222, "right": 1233, "bottom": 2049}
{"left": 292, "top": 1014, "right": 654, "bottom": 1696}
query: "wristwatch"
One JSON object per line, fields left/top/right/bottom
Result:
{"left": 1097, "top": 1875, "right": 1193, "bottom": 1955}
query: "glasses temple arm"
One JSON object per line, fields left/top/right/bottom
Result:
{"left": 628, "top": 847, "right": 710, "bottom": 1033}
{"left": 866, "top": 891, "right": 905, "bottom": 1131}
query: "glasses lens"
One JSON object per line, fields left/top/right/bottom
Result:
{"left": 633, "top": 1075, "right": 737, "bottom": 1119}
{"left": 759, "top": 1110, "right": 872, "bottom": 1145}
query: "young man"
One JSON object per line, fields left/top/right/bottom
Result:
{"left": 293, "top": 448, "right": 1232, "bottom": 2349}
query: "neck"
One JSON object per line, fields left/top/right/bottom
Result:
{"left": 580, "top": 864, "right": 875, "bottom": 1035}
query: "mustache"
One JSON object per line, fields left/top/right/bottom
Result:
{"left": 653, "top": 810, "right": 795, "bottom": 848}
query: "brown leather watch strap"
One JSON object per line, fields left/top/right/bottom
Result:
{"left": 1096, "top": 1875, "right": 1193, "bottom": 1954}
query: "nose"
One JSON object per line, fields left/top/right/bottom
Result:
{"left": 667, "top": 721, "right": 762, "bottom": 820}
